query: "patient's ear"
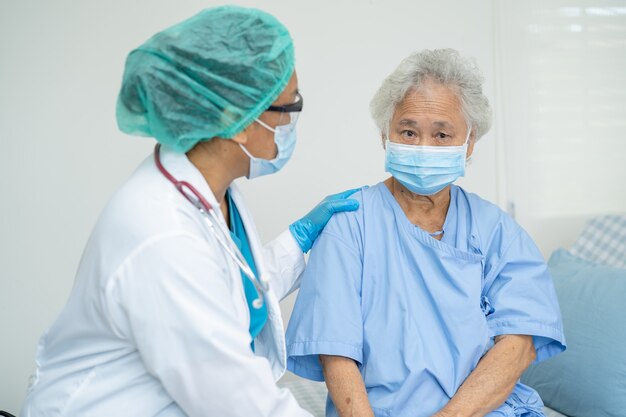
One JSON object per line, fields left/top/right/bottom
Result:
{"left": 466, "top": 130, "right": 476, "bottom": 159}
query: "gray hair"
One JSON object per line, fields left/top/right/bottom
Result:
{"left": 370, "top": 48, "right": 492, "bottom": 140}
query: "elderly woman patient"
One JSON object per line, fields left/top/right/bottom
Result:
{"left": 285, "top": 49, "right": 566, "bottom": 417}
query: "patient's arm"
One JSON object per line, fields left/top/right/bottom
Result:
{"left": 432, "top": 334, "right": 536, "bottom": 417}
{"left": 320, "top": 355, "right": 374, "bottom": 417}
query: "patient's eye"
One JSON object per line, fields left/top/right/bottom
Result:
{"left": 401, "top": 130, "right": 417, "bottom": 140}
{"left": 434, "top": 132, "right": 456, "bottom": 144}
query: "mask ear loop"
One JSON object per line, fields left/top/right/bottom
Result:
{"left": 239, "top": 118, "right": 277, "bottom": 161}
{"left": 239, "top": 143, "right": 257, "bottom": 161}
{"left": 464, "top": 126, "right": 473, "bottom": 166}
{"left": 255, "top": 118, "right": 276, "bottom": 133}
{"left": 464, "top": 126, "right": 472, "bottom": 145}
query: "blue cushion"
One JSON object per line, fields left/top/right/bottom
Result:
{"left": 521, "top": 249, "right": 626, "bottom": 417}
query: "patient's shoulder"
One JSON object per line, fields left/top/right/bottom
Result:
{"left": 313, "top": 185, "right": 371, "bottom": 250}
{"left": 322, "top": 181, "right": 410, "bottom": 236}
{"left": 454, "top": 185, "right": 523, "bottom": 251}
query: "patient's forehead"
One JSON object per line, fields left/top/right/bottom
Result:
{"left": 392, "top": 81, "right": 465, "bottom": 129}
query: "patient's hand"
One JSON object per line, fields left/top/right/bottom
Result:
{"left": 319, "top": 355, "right": 374, "bottom": 417}
{"left": 432, "top": 334, "right": 536, "bottom": 417}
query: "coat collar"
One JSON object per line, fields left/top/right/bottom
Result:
{"left": 158, "top": 144, "right": 226, "bottom": 226}
{"left": 155, "top": 144, "right": 287, "bottom": 379}
{"left": 156, "top": 144, "right": 271, "bottom": 289}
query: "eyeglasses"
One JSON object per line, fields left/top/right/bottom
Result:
{"left": 267, "top": 91, "right": 303, "bottom": 114}
{"left": 265, "top": 91, "right": 303, "bottom": 128}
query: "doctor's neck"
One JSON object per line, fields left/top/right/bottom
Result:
{"left": 186, "top": 138, "right": 248, "bottom": 205}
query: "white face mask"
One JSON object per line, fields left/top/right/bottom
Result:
{"left": 239, "top": 117, "right": 297, "bottom": 179}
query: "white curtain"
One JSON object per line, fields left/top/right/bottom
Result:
{"left": 494, "top": 0, "right": 626, "bottom": 255}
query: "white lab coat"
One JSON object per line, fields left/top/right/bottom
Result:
{"left": 20, "top": 146, "right": 312, "bottom": 417}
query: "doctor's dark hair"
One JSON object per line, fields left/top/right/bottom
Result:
{"left": 370, "top": 48, "right": 492, "bottom": 141}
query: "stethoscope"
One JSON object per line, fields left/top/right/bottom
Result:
{"left": 154, "top": 144, "right": 268, "bottom": 309}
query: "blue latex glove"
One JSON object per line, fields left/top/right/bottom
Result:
{"left": 289, "top": 188, "right": 363, "bottom": 253}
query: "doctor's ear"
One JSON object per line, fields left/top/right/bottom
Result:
{"left": 231, "top": 130, "right": 249, "bottom": 145}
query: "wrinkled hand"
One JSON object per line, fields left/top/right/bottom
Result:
{"left": 289, "top": 188, "right": 363, "bottom": 253}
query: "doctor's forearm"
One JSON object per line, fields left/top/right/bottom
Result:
{"left": 320, "top": 355, "right": 374, "bottom": 417}
{"left": 433, "top": 334, "right": 536, "bottom": 417}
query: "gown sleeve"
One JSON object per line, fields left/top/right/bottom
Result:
{"left": 482, "top": 227, "right": 566, "bottom": 362}
{"left": 263, "top": 229, "right": 306, "bottom": 301}
{"left": 105, "top": 232, "right": 311, "bottom": 417}
{"left": 285, "top": 211, "right": 364, "bottom": 381}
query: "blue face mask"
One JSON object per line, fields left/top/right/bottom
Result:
{"left": 240, "top": 117, "right": 297, "bottom": 179}
{"left": 384, "top": 129, "right": 471, "bottom": 196}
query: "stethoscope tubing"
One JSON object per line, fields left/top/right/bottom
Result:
{"left": 154, "top": 144, "right": 267, "bottom": 309}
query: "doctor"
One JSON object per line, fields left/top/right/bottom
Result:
{"left": 21, "top": 6, "right": 357, "bottom": 417}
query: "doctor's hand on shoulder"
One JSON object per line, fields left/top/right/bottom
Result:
{"left": 290, "top": 188, "right": 363, "bottom": 253}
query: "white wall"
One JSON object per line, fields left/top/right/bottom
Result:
{"left": 3, "top": 0, "right": 619, "bottom": 413}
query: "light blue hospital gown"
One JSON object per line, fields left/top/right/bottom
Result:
{"left": 286, "top": 183, "right": 566, "bottom": 417}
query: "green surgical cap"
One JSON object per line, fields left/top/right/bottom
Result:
{"left": 116, "top": 6, "right": 295, "bottom": 153}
